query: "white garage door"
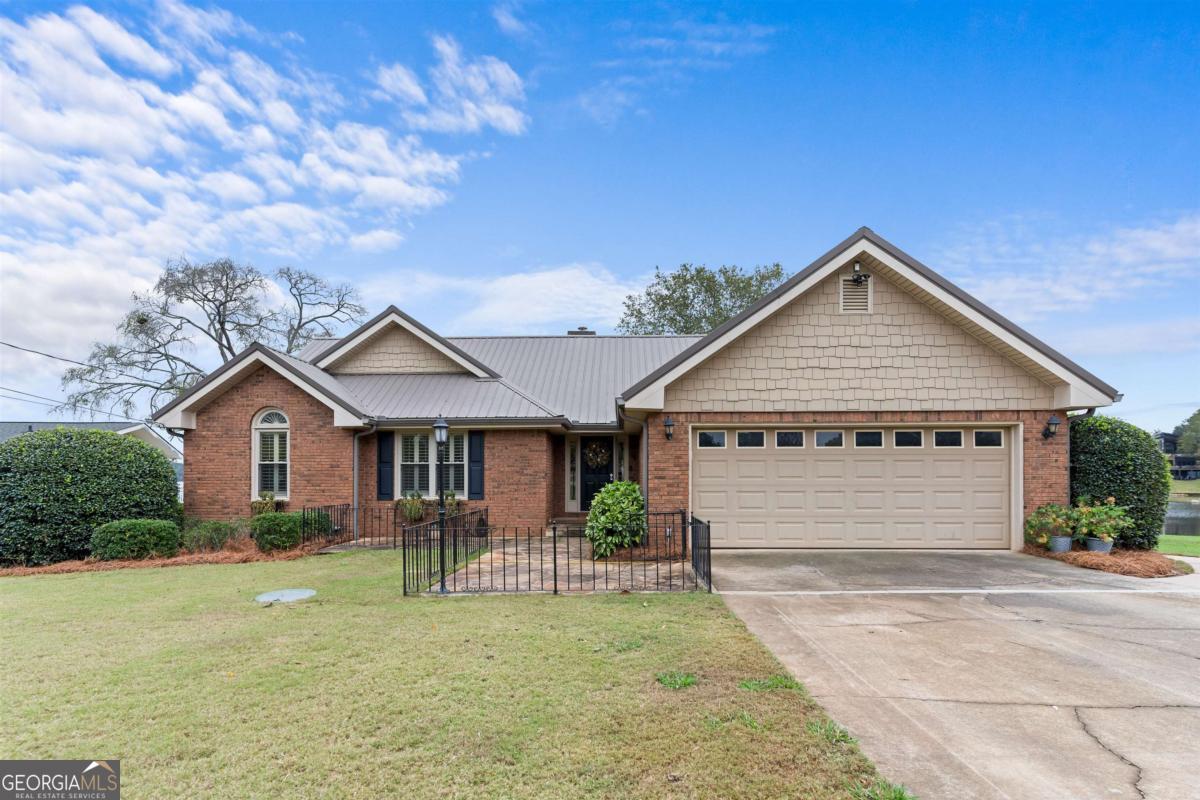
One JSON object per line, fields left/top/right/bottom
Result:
{"left": 691, "top": 427, "right": 1012, "bottom": 549}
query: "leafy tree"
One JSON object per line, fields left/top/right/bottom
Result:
{"left": 1172, "top": 408, "right": 1200, "bottom": 455}
{"left": 617, "top": 263, "right": 785, "bottom": 335}
{"left": 62, "top": 258, "right": 365, "bottom": 417}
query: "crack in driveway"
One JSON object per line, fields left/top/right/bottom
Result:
{"left": 1074, "top": 707, "right": 1147, "bottom": 800}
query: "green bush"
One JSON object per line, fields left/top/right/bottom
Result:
{"left": 250, "top": 512, "right": 302, "bottom": 552}
{"left": 585, "top": 481, "right": 647, "bottom": 558}
{"left": 1070, "top": 415, "right": 1170, "bottom": 549}
{"left": 1023, "top": 503, "right": 1075, "bottom": 548}
{"left": 91, "top": 519, "right": 181, "bottom": 560}
{"left": 181, "top": 519, "right": 240, "bottom": 553}
{"left": 0, "top": 428, "right": 179, "bottom": 565}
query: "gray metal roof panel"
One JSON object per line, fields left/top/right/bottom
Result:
{"left": 448, "top": 336, "right": 701, "bottom": 425}
{"left": 333, "top": 374, "right": 560, "bottom": 420}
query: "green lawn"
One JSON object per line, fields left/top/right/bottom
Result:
{"left": 1157, "top": 534, "right": 1200, "bottom": 557}
{"left": 1171, "top": 478, "right": 1200, "bottom": 495}
{"left": 0, "top": 551, "right": 895, "bottom": 799}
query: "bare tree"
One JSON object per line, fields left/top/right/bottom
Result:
{"left": 62, "top": 258, "right": 366, "bottom": 418}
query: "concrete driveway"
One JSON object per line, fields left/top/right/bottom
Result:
{"left": 715, "top": 551, "right": 1200, "bottom": 800}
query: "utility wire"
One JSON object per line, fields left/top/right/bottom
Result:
{"left": 0, "top": 390, "right": 147, "bottom": 425}
{"left": 0, "top": 340, "right": 159, "bottom": 385}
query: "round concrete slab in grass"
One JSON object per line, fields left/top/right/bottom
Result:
{"left": 255, "top": 588, "right": 315, "bottom": 604}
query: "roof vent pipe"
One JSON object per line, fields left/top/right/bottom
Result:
{"left": 567, "top": 326, "right": 596, "bottom": 336}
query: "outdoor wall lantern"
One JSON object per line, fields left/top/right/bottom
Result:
{"left": 663, "top": 416, "right": 675, "bottom": 440}
{"left": 1042, "top": 414, "right": 1062, "bottom": 439}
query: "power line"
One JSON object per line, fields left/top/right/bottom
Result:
{"left": 0, "top": 389, "right": 147, "bottom": 425}
{"left": 0, "top": 340, "right": 91, "bottom": 368}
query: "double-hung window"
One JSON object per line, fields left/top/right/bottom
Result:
{"left": 444, "top": 433, "right": 466, "bottom": 494}
{"left": 399, "top": 434, "right": 430, "bottom": 495}
{"left": 254, "top": 409, "right": 289, "bottom": 498}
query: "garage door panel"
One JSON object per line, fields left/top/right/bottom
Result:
{"left": 692, "top": 427, "right": 1010, "bottom": 549}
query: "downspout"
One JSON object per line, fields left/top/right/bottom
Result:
{"left": 352, "top": 420, "right": 378, "bottom": 543}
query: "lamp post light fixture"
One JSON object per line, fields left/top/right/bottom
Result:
{"left": 1042, "top": 414, "right": 1062, "bottom": 439}
{"left": 663, "top": 415, "right": 675, "bottom": 440}
{"left": 433, "top": 414, "right": 449, "bottom": 593}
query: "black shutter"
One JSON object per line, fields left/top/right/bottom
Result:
{"left": 468, "top": 431, "right": 485, "bottom": 500}
{"left": 377, "top": 431, "right": 394, "bottom": 501}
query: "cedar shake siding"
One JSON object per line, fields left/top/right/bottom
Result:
{"left": 329, "top": 325, "right": 467, "bottom": 374}
{"left": 664, "top": 269, "right": 1055, "bottom": 412}
{"left": 183, "top": 366, "right": 355, "bottom": 520}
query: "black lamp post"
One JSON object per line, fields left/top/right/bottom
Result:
{"left": 433, "top": 414, "right": 449, "bottom": 593}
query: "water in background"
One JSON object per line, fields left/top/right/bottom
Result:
{"left": 1165, "top": 499, "right": 1200, "bottom": 536}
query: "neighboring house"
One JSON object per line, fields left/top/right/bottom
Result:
{"left": 154, "top": 228, "right": 1119, "bottom": 551}
{"left": 0, "top": 421, "right": 185, "bottom": 498}
{"left": 1155, "top": 431, "right": 1178, "bottom": 454}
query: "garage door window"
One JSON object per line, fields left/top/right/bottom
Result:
{"left": 697, "top": 431, "right": 726, "bottom": 448}
{"left": 854, "top": 430, "right": 883, "bottom": 448}
{"left": 736, "top": 431, "right": 765, "bottom": 448}
{"left": 894, "top": 430, "right": 923, "bottom": 448}
{"left": 776, "top": 430, "right": 804, "bottom": 448}
{"left": 934, "top": 430, "right": 964, "bottom": 448}
{"left": 974, "top": 430, "right": 1004, "bottom": 447}
{"left": 815, "top": 431, "right": 844, "bottom": 448}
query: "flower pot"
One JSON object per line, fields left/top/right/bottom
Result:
{"left": 1085, "top": 537, "right": 1114, "bottom": 554}
{"left": 1048, "top": 535, "right": 1072, "bottom": 553}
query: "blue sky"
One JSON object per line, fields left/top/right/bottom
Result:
{"left": 0, "top": 0, "right": 1197, "bottom": 432}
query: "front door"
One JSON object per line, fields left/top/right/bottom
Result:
{"left": 580, "top": 436, "right": 614, "bottom": 510}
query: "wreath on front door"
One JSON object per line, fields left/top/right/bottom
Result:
{"left": 584, "top": 441, "right": 611, "bottom": 469}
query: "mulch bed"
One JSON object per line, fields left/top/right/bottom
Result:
{"left": 0, "top": 537, "right": 319, "bottom": 578}
{"left": 1023, "top": 544, "right": 1190, "bottom": 578}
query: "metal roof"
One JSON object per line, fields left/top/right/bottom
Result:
{"left": 335, "top": 374, "right": 561, "bottom": 422}
{"left": 448, "top": 336, "right": 701, "bottom": 425}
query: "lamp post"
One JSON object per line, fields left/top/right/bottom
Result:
{"left": 433, "top": 415, "right": 449, "bottom": 593}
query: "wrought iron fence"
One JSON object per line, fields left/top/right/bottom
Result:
{"left": 300, "top": 503, "right": 354, "bottom": 547}
{"left": 401, "top": 509, "right": 713, "bottom": 595}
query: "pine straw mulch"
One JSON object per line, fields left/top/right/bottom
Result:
{"left": 0, "top": 537, "right": 321, "bottom": 578}
{"left": 1022, "top": 544, "right": 1191, "bottom": 578}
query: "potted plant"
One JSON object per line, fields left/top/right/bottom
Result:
{"left": 1024, "top": 503, "right": 1074, "bottom": 553}
{"left": 395, "top": 491, "right": 426, "bottom": 524}
{"left": 1074, "top": 497, "right": 1132, "bottom": 554}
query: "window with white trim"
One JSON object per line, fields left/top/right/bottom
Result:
{"left": 400, "top": 434, "right": 430, "bottom": 495}
{"left": 697, "top": 431, "right": 726, "bottom": 448}
{"left": 254, "top": 409, "right": 289, "bottom": 498}
{"left": 934, "top": 430, "right": 964, "bottom": 448}
{"left": 894, "top": 430, "right": 923, "bottom": 448}
{"left": 815, "top": 430, "right": 844, "bottom": 448}
{"left": 854, "top": 430, "right": 883, "bottom": 448}
{"left": 736, "top": 431, "right": 765, "bottom": 448}
{"left": 776, "top": 430, "right": 804, "bottom": 448}
{"left": 444, "top": 433, "right": 466, "bottom": 494}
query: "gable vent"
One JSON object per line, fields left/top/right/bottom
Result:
{"left": 839, "top": 276, "right": 871, "bottom": 313}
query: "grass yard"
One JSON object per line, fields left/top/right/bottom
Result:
{"left": 1171, "top": 478, "right": 1200, "bottom": 495}
{"left": 1156, "top": 534, "right": 1200, "bottom": 558}
{"left": 0, "top": 551, "right": 893, "bottom": 799}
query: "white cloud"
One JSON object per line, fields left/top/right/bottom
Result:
{"left": 382, "top": 34, "right": 529, "bottom": 135}
{"left": 363, "top": 263, "right": 640, "bottom": 334}
{"left": 374, "top": 62, "right": 426, "bottom": 104}
{"left": 936, "top": 213, "right": 1200, "bottom": 320}
{"left": 1051, "top": 318, "right": 1200, "bottom": 358}
{"left": 350, "top": 229, "right": 405, "bottom": 252}
{"left": 491, "top": 2, "right": 532, "bottom": 38}
{"left": 0, "top": 1, "right": 529, "bottom": 416}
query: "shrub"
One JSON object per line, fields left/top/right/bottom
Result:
{"left": 250, "top": 491, "right": 282, "bottom": 516}
{"left": 0, "top": 428, "right": 179, "bottom": 565}
{"left": 585, "top": 481, "right": 647, "bottom": 558}
{"left": 91, "top": 519, "right": 181, "bottom": 560}
{"left": 181, "top": 519, "right": 240, "bottom": 553}
{"left": 303, "top": 509, "right": 333, "bottom": 535}
{"left": 249, "top": 512, "right": 302, "bottom": 552}
{"left": 396, "top": 491, "right": 425, "bottom": 523}
{"left": 1070, "top": 415, "right": 1170, "bottom": 549}
{"left": 1023, "top": 503, "right": 1076, "bottom": 548}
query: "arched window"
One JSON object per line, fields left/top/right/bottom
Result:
{"left": 254, "top": 409, "right": 289, "bottom": 499}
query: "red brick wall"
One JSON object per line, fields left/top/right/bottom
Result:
{"left": 183, "top": 366, "right": 355, "bottom": 520}
{"left": 484, "top": 429, "right": 554, "bottom": 528}
{"left": 550, "top": 436, "right": 566, "bottom": 518}
{"left": 646, "top": 409, "right": 1069, "bottom": 523}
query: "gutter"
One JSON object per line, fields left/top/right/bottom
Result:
{"left": 616, "top": 401, "right": 649, "bottom": 502}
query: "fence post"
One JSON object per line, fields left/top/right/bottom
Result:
{"left": 438, "top": 512, "right": 447, "bottom": 595}
{"left": 401, "top": 524, "right": 409, "bottom": 596}
{"left": 679, "top": 508, "right": 688, "bottom": 559}
{"left": 552, "top": 524, "right": 559, "bottom": 595}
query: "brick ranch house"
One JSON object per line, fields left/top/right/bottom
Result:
{"left": 154, "top": 228, "right": 1119, "bottom": 550}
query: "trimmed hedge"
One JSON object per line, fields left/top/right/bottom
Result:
{"left": 91, "top": 519, "right": 181, "bottom": 560}
{"left": 0, "top": 428, "right": 179, "bottom": 565}
{"left": 182, "top": 519, "right": 240, "bottom": 553}
{"left": 250, "top": 512, "right": 302, "bottom": 552}
{"left": 585, "top": 481, "right": 647, "bottom": 558}
{"left": 1070, "top": 415, "right": 1170, "bottom": 549}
